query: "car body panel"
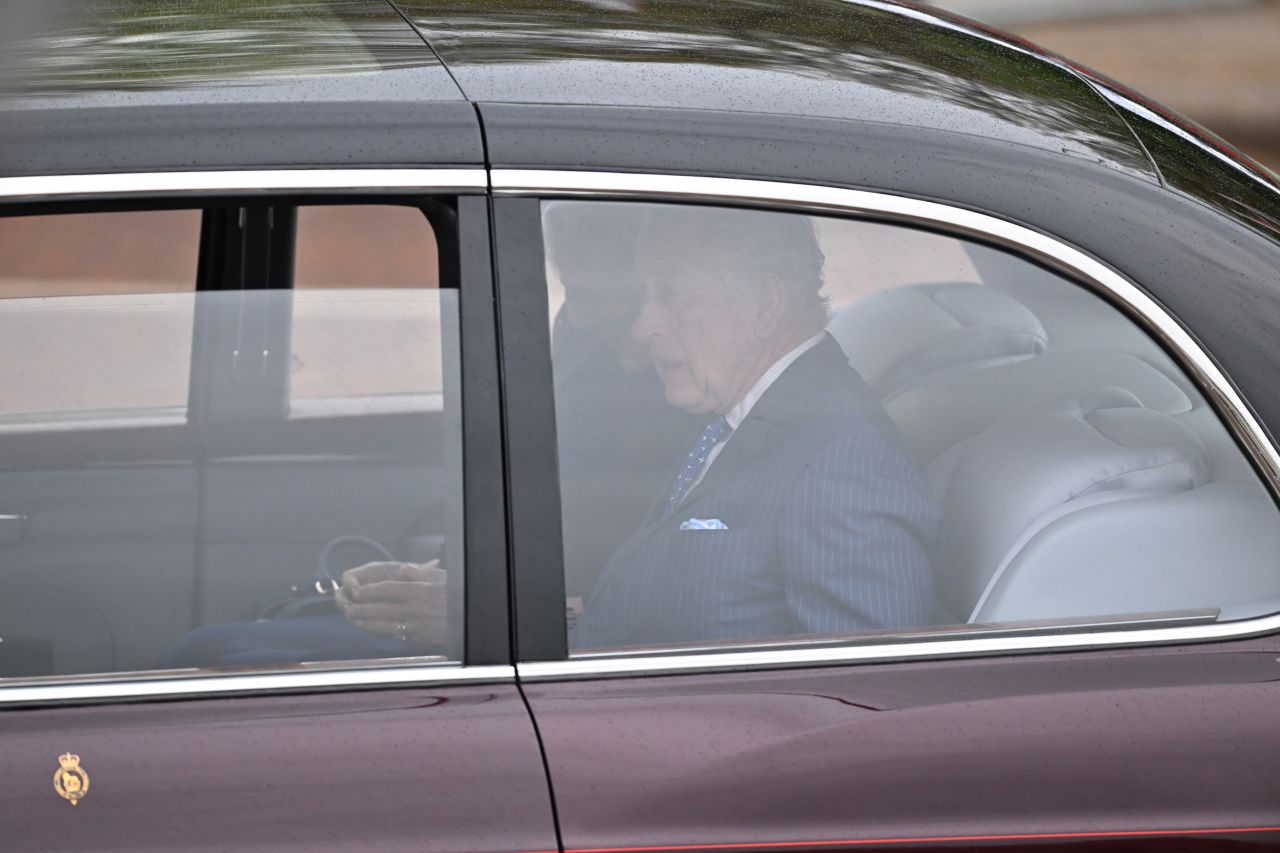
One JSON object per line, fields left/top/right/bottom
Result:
{"left": 917, "top": 1, "right": 1280, "bottom": 236}
{"left": 0, "top": 684, "right": 559, "bottom": 852}
{"left": 0, "top": 100, "right": 484, "bottom": 177}
{"left": 1087, "top": 81, "right": 1280, "bottom": 241}
{"left": 526, "top": 636, "right": 1280, "bottom": 851}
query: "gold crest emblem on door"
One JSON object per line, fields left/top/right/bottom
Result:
{"left": 53, "top": 753, "right": 89, "bottom": 806}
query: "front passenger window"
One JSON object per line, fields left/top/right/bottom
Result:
{"left": 0, "top": 203, "right": 463, "bottom": 679}
{"left": 0, "top": 209, "right": 200, "bottom": 424}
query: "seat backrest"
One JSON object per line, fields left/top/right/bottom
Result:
{"left": 832, "top": 274, "right": 1276, "bottom": 628}
{"left": 925, "top": 389, "right": 1209, "bottom": 622}
{"left": 978, "top": 481, "right": 1280, "bottom": 623}
{"left": 890, "top": 349, "right": 1192, "bottom": 466}
{"left": 827, "top": 283, "right": 1046, "bottom": 400}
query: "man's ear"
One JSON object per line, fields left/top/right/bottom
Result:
{"left": 752, "top": 271, "right": 788, "bottom": 337}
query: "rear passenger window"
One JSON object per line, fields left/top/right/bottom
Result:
{"left": 0, "top": 203, "right": 462, "bottom": 679}
{"left": 542, "top": 200, "right": 1280, "bottom": 654}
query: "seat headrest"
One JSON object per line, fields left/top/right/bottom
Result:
{"left": 828, "top": 283, "right": 1047, "bottom": 398}
{"left": 888, "top": 349, "right": 1193, "bottom": 465}
{"left": 926, "top": 389, "right": 1209, "bottom": 621}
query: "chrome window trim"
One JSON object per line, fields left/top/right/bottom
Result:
{"left": 517, "top": 620, "right": 1276, "bottom": 681}
{"left": 493, "top": 169, "right": 1280, "bottom": 680}
{"left": 0, "top": 663, "right": 514, "bottom": 707}
{"left": 0, "top": 168, "right": 487, "bottom": 201}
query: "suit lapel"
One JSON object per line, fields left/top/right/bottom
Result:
{"left": 678, "top": 336, "right": 839, "bottom": 508}
{"left": 586, "top": 337, "right": 845, "bottom": 618}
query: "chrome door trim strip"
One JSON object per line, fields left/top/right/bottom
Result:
{"left": 494, "top": 169, "right": 1280, "bottom": 679}
{"left": 518, "top": 616, "right": 1279, "bottom": 681}
{"left": 0, "top": 664, "right": 514, "bottom": 707}
{"left": 0, "top": 169, "right": 487, "bottom": 201}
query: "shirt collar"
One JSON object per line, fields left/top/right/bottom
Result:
{"left": 724, "top": 332, "right": 826, "bottom": 431}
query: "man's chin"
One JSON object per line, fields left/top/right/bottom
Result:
{"left": 662, "top": 387, "right": 712, "bottom": 414}
{"left": 656, "top": 366, "right": 710, "bottom": 412}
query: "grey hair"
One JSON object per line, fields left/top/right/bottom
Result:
{"left": 543, "top": 201, "right": 830, "bottom": 328}
{"left": 637, "top": 203, "right": 829, "bottom": 328}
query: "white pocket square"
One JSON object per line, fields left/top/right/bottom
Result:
{"left": 679, "top": 518, "right": 728, "bottom": 531}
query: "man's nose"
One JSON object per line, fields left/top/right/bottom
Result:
{"left": 631, "top": 296, "right": 665, "bottom": 343}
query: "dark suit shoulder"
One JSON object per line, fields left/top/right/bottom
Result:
{"left": 749, "top": 334, "right": 897, "bottom": 447}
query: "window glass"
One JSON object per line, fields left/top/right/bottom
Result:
{"left": 0, "top": 204, "right": 462, "bottom": 680}
{"left": 0, "top": 210, "right": 200, "bottom": 295}
{"left": 292, "top": 206, "right": 442, "bottom": 408}
{"left": 0, "top": 210, "right": 199, "bottom": 423}
{"left": 543, "top": 200, "right": 1280, "bottom": 654}
{"left": 294, "top": 205, "right": 439, "bottom": 290}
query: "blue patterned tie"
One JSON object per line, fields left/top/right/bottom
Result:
{"left": 664, "top": 416, "right": 731, "bottom": 518}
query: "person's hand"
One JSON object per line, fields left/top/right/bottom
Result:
{"left": 334, "top": 560, "right": 447, "bottom": 648}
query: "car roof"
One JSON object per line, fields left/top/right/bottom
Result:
{"left": 0, "top": 0, "right": 479, "bottom": 175}
{"left": 0, "top": 1, "right": 460, "bottom": 103}
{"left": 2, "top": 0, "right": 1156, "bottom": 180}
{"left": 403, "top": 0, "right": 1151, "bottom": 177}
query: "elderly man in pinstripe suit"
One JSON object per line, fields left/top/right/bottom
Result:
{"left": 571, "top": 205, "right": 941, "bottom": 650}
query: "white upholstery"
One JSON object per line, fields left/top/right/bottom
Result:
{"left": 828, "top": 283, "right": 1046, "bottom": 399}
{"left": 927, "top": 390, "right": 1209, "bottom": 622}
{"left": 979, "top": 482, "right": 1280, "bottom": 623}
{"left": 833, "top": 275, "right": 1279, "bottom": 630}
{"left": 889, "top": 350, "right": 1192, "bottom": 465}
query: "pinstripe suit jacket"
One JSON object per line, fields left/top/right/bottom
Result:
{"left": 572, "top": 335, "right": 941, "bottom": 650}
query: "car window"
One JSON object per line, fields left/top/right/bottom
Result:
{"left": 0, "top": 203, "right": 462, "bottom": 679}
{"left": 542, "top": 199, "right": 1280, "bottom": 654}
{"left": 0, "top": 209, "right": 200, "bottom": 425}
{"left": 292, "top": 205, "right": 444, "bottom": 407}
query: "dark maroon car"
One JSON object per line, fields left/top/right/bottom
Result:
{"left": 4, "top": 1, "right": 1280, "bottom": 850}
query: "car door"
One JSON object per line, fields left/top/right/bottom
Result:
{"left": 0, "top": 180, "right": 556, "bottom": 853}
{"left": 492, "top": 179, "right": 1280, "bottom": 852}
